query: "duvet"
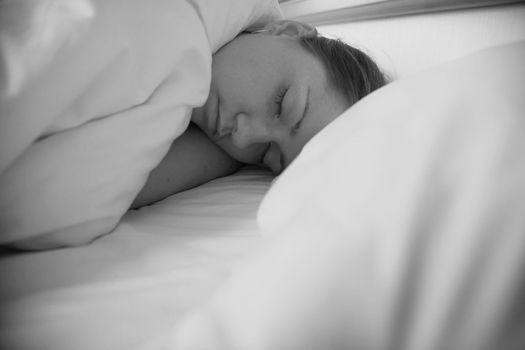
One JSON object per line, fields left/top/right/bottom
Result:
{"left": 0, "top": 0, "right": 282, "bottom": 245}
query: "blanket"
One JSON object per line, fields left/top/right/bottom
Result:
{"left": 0, "top": 0, "right": 282, "bottom": 245}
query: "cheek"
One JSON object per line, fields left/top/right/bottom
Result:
{"left": 210, "top": 70, "right": 244, "bottom": 111}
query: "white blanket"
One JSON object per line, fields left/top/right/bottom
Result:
{"left": 0, "top": 0, "right": 282, "bottom": 244}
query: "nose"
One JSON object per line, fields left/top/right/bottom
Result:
{"left": 231, "top": 113, "right": 271, "bottom": 149}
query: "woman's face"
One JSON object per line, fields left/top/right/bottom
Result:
{"left": 191, "top": 33, "right": 349, "bottom": 173}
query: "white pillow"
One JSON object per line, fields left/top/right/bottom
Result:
{"left": 257, "top": 40, "right": 525, "bottom": 350}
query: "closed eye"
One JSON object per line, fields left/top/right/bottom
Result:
{"left": 274, "top": 87, "right": 288, "bottom": 119}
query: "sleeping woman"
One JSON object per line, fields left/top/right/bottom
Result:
{"left": 2, "top": 20, "right": 385, "bottom": 250}
{"left": 132, "top": 20, "right": 387, "bottom": 208}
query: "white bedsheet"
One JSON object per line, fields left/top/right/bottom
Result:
{"left": 0, "top": 167, "right": 274, "bottom": 350}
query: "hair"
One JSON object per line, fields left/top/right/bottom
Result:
{"left": 299, "top": 35, "right": 388, "bottom": 106}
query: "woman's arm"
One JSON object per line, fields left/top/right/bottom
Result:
{"left": 131, "top": 123, "right": 242, "bottom": 209}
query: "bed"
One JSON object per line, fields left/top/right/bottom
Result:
{"left": 1, "top": 0, "right": 525, "bottom": 349}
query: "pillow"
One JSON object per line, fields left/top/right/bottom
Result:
{"left": 254, "top": 40, "right": 525, "bottom": 349}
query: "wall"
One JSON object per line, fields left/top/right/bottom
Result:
{"left": 316, "top": 3, "right": 525, "bottom": 78}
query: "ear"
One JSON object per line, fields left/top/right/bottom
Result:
{"left": 261, "top": 20, "right": 317, "bottom": 38}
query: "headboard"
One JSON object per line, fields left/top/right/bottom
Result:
{"left": 280, "top": 0, "right": 525, "bottom": 78}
